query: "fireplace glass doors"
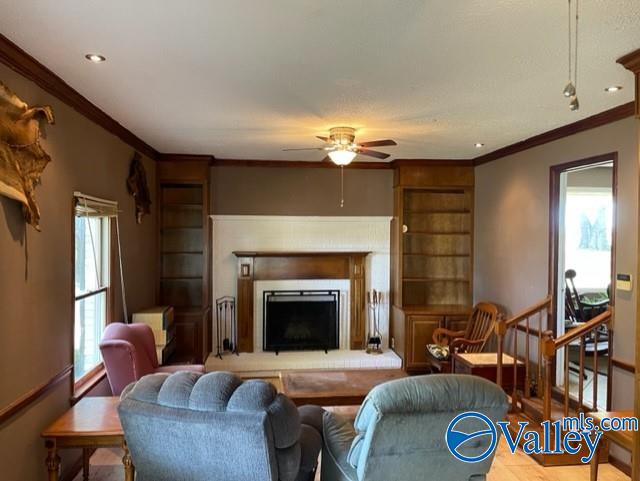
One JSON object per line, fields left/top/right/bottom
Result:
{"left": 263, "top": 290, "right": 339, "bottom": 353}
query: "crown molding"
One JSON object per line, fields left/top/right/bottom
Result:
{"left": 0, "top": 34, "right": 159, "bottom": 160}
{"left": 158, "top": 153, "right": 215, "bottom": 164}
{"left": 618, "top": 49, "right": 640, "bottom": 73}
{"left": 393, "top": 158, "right": 473, "bottom": 167}
{"left": 473, "top": 102, "right": 635, "bottom": 166}
{"left": 617, "top": 48, "right": 640, "bottom": 118}
{"left": 212, "top": 158, "right": 394, "bottom": 169}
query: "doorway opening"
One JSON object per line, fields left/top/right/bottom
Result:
{"left": 549, "top": 153, "right": 617, "bottom": 411}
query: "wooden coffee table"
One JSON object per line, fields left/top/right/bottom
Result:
{"left": 41, "top": 397, "right": 133, "bottom": 481}
{"left": 280, "top": 369, "right": 408, "bottom": 406}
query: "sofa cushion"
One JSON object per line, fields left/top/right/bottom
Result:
{"left": 322, "top": 411, "right": 358, "bottom": 480}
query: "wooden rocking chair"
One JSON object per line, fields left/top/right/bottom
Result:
{"left": 426, "top": 302, "right": 499, "bottom": 374}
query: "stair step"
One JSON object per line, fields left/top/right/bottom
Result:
{"left": 519, "top": 395, "right": 568, "bottom": 423}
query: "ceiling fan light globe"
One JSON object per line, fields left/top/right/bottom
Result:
{"left": 328, "top": 149, "right": 357, "bottom": 165}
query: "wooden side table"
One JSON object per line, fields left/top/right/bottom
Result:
{"left": 452, "top": 352, "right": 525, "bottom": 392}
{"left": 41, "top": 397, "right": 134, "bottom": 481}
{"left": 589, "top": 410, "right": 633, "bottom": 481}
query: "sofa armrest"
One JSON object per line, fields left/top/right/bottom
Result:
{"left": 99, "top": 339, "right": 137, "bottom": 396}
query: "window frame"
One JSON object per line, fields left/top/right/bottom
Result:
{"left": 72, "top": 202, "right": 116, "bottom": 393}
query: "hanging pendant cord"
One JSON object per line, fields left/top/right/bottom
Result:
{"left": 574, "top": 0, "right": 579, "bottom": 91}
{"left": 567, "top": 0, "right": 572, "bottom": 83}
{"left": 340, "top": 165, "right": 345, "bottom": 208}
{"left": 115, "top": 216, "right": 129, "bottom": 323}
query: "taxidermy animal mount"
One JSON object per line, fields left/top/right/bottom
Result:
{"left": 0, "top": 81, "right": 54, "bottom": 230}
{"left": 126, "top": 152, "right": 151, "bottom": 224}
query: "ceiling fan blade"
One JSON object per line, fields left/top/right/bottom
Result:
{"left": 321, "top": 156, "right": 332, "bottom": 163}
{"left": 358, "top": 139, "right": 397, "bottom": 148}
{"left": 282, "top": 147, "right": 326, "bottom": 151}
{"left": 356, "top": 148, "right": 391, "bottom": 159}
{"left": 316, "top": 136, "right": 330, "bottom": 142}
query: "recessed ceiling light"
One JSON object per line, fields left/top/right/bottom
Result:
{"left": 604, "top": 86, "right": 623, "bottom": 92}
{"left": 85, "top": 53, "right": 106, "bottom": 63}
{"left": 474, "top": 143, "right": 485, "bottom": 148}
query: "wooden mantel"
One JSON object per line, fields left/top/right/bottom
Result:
{"left": 233, "top": 251, "right": 371, "bottom": 352}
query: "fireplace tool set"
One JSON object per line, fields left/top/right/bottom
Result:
{"left": 216, "top": 296, "right": 238, "bottom": 359}
{"left": 366, "top": 290, "right": 383, "bottom": 354}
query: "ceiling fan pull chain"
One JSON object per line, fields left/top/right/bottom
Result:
{"left": 340, "top": 165, "right": 344, "bottom": 208}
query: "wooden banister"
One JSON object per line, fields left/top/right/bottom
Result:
{"left": 495, "top": 296, "right": 552, "bottom": 393}
{"left": 496, "top": 298, "right": 612, "bottom": 422}
{"left": 501, "top": 296, "right": 553, "bottom": 329}
{"left": 542, "top": 308, "right": 613, "bottom": 420}
{"left": 547, "top": 309, "right": 612, "bottom": 351}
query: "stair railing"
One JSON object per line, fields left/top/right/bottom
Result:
{"left": 541, "top": 308, "right": 613, "bottom": 420}
{"left": 496, "top": 296, "right": 553, "bottom": 411}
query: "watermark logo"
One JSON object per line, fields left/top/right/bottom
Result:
{"left": 446, "top": 411, "right": 498, "bottom": 463}
{"left": 446, "top": 412, "right": 638, "bottom": 464}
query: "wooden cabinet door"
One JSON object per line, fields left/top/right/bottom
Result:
{"left": 407, "top": 315, "right": 442, "bottom": 370}
{"left": 446, "top": 315, "right": 468, "bottom": 334}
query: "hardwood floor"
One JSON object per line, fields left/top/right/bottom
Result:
{"left": 74, "top": 438, "right": 629, "bottom": 481}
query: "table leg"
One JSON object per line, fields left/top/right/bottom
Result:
{"left": 123, "top": 440, "right": 135, "bottom": 481}
{"left": 82, "top": 448, "right": 90, "bottom": 481}
{"left": 45, "top": 440, "right": 60, "bottom": 481}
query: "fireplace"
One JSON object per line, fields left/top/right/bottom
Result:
{"left": 263, "top": 290, "right": 339, "bottom": 353}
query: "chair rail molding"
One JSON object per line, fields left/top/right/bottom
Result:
{"left": 0, "top": 364, "right": 73, "bottom": 425}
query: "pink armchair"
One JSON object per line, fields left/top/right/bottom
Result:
{"left": 100, "top": 323, "right": 205, "bottom": 395}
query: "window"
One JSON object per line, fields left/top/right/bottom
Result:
{"left": 564, "top": 187, "right": 613, "bottom": 291}
{"left": 74, "top": 195, "right": 114, "bottom": 382}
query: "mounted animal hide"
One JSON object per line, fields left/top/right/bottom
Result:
{"left": 126, "top": 152, "right": 151, "bottom": 224}
{"left": 0, "top": 81, "right": 54, "bottom": 230}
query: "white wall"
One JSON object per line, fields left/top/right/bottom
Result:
{"left": 474, "top": 116, "right": 639, "bottom": 462}
{"left": 211, "top": 215, "right": 392, "bottom": 349}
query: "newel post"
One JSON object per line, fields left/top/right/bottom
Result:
{"left": 495, "top": 319, "right": 506, "bottom": 390}
{"left": 541, "top": 330, "right": 557, "bottom": 422}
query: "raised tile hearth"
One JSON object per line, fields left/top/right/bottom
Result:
{"left": 205, "top": 349, "right": 402, "bottom": 376}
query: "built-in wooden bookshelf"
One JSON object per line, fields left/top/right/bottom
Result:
{"left": 401, "top": 188, "right": 472, "bottom": 307}
{"left": 157, "top": 159, "right": 212, "bottom": 364}
{"left": 390, "top": 162, "right": 474, "bottom": 373}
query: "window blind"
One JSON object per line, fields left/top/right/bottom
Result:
{"left": 73, "top": 191, "right": 128, "bottom": 322}
{"left": 74, "top": 192, "right": 119, "bottom": 217}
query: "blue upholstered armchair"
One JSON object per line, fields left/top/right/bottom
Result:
{"left": 118, "top": 371, "right": 324, "bottom": 481}
{"left": 321, "top": 375, "right": 509, "bottom": 481}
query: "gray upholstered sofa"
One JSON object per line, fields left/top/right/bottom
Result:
{"left": 320, "top": 374, "right": 509, "bottom": 481}
{"left": 118, "top": 371, "right": 324, "bottom": 481}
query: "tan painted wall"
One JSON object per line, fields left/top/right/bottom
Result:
{"left": 211, "top": 165, "right": 393, "bottom": 216}
{"left": 0, "top": 62, "right": 157, "bottom": 480}
{"left": 474, "top": 117, "right": 639, "bottom": 424}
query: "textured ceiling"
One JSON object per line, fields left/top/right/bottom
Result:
{"left": 0, "top": 1, "right": 639, "bottom": 161}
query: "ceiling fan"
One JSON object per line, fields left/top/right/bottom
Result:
{"left": 283, "top": 126, "right": 397, "bottom": 165}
